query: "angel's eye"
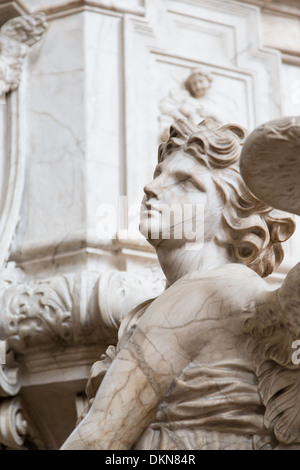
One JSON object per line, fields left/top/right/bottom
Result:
{"left": 181, "top": 178, "right": 196, "bottom": 188}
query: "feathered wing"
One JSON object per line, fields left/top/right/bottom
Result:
{"left": 244, "top": 262, "right": 300, "bottom": 445}
{"left": 255, "top": 361, "right": 300, "bottom": 444}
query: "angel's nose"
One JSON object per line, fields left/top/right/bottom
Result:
{"left": 144, "top": 180, "right": 161, "bottom": 199}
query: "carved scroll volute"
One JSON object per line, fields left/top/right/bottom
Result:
{"left": 0, "top": 341, "right": 21, "bottom": 397}
{"left": 0, "top": 13, "right": 47, "bottom": 94}
{"left": 0, "top": 14, "right": 47, "bottom": 271}
{"left": 0, "top": 397, "right": 27, "bottom": 449}
{"left": 0, "top": 366, "right": 20, "bottom": 397}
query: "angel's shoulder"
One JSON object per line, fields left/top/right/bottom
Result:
{"left": 145, "top": 264, "right": 269, "bottom": 328}
{"left": 175, "top": 263, "right": 268, "bottom": 303}
{"left": 180, "top": 262, "right": 265, "bottom": 283}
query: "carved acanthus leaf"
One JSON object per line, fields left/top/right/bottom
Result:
{"left": 98, "top": 269, "right": 165, "bottom": 331}
{"left": 0, "top": 269, "right": 164, "bottom": 354}
{"left": 0, "top": 13, "right": 47, "bottom": 93}
{"left": 1, "top": 276, "right": 73, "bottom": 352}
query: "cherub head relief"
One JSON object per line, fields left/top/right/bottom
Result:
{"left": 140, "top": 118, "right": 295, "bottom": 280}
{"left": 184, "top": 67, "right": 213, "bottom": 99}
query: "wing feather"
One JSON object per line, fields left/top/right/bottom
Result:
{"left": 245, "top": 262, "right": 300, "bottom": 445}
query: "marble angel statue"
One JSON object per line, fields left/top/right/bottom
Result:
{"left": 61, "top": 115, "right": 300, "bottom": 450}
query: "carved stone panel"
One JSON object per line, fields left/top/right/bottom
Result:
{"left": 159, "top": 66, "right": 231, "bottom": 141}
{"left": 122, "top": 0, "right": 283, "bottom": 235}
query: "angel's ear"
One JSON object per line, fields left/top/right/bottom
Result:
{"left": 219, "top": 124, "right": 248, "bottom": 143}
{"left": 269, "top": 216, "right": 296, "bottom": 243}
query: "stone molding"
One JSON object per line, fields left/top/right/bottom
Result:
{"left": 0, "top": 269, "right": 165, "bottom": 356}
{"left": 15, "top": 1, "right": 145, "bottom": 18}
{"left": 236, "top": 0, "right": 300, "bottom": 17}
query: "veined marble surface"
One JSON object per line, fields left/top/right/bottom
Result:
{"left": 0, "top": 0, "right": 299, "bottom": 450}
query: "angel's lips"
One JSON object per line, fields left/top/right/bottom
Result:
{"left": 142, "top": 204, "right": 163, "bottom": 215}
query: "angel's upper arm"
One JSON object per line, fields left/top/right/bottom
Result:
{"left": 61, "top": 280, "right": 210, "bottom": 450}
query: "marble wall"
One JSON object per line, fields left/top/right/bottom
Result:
{"left": 0, "top": 0, "right": 299, "bottom": 449}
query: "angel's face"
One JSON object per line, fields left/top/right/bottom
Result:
{"left": 139, "top": 150, "right": 223, "bottom": 248}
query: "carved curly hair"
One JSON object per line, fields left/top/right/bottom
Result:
{"left": 158, "top": 119, "right": 295, "bottom": 278}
